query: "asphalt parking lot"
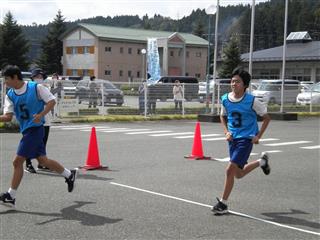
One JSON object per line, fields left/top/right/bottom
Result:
{"left": 0, "top": 118, "right": 319, "bottom": 240}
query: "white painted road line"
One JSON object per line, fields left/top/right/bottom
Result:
{"left": 100, "top": 129, "right": 150, "bottom": 133}
{"left": 149, "top": 132, "right": 194, "bottom": 137}
{"left": 203, "top": 137, "right": 226, "bottom": 141}
{"left": 175, "top": 134, "right": 222, "bottom": 139}
{"left": 300, "top": 145, "right": 320, "bottom": 149}
{"left": 265, "top": 150, "right": 283, "bottom": 153}
{"left": 259, "top": 138, "right": 280, "bottom": 142}
{"left": 51, "top": 125, "right": 90, "bottom": 128}
{"left": 81, "top": 128, "right": 127, "bottom": 132}
{"left": 264, "top": 141, "right": 312, "bottom": 146}
{"left": 59, "top": 126, "right": 93, "bottom": 130}
{"left": 110, "top": 182, "right": 320, "bottom": 237}
{"left": 126, "top": 130, "right": 172, "bottom": 135}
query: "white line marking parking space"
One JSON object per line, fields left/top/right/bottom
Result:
{"left": 110, "top": 182, "right": 320, "bottom": 237}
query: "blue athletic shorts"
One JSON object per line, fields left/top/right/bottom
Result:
{"left": 228, "top": 138, "right": 253, "bottom": 169}
{"left": 17, "top": 126, "right": 46, "bottom": 159}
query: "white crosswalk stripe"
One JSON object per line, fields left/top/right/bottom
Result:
{"left": 203, "top": 137, "right": 226, "bottom": 141}
{"left": 149, "top": 132, "right": 194, "bottom": 137}
{"left": 259, "top": 138, "right": 280, "bottom": 142}
{"left": 264, "top": 141, "right": 312, "bottom": 146}
{"left": 100, "top": 129, "right": 150, "bottom": 133}
{"left": 126, "top": 130, "right": 172, "bottom": 135}
{"left": 175, "top": 134, "right": 222, "bottom": 139}
{"left": 300, "top": 145, "right": 320, "bottom": 149}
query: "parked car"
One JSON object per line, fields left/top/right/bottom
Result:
{"left": 151, "top": 76, "right": 199, "bottom": 101}
{"left": 198, "top": 79, "right": 231, "bottom": 103}
{"left": 296, "top": 82, "right": 320, "bottom": 105}
{"left": 300, "top": 81, "right": 314, "bottom": 92}
{"left": 252, "top": 79, "right": 300, "bottom": 104}
{"left": 76, "top": 79, "right": 124, "bottom": 106}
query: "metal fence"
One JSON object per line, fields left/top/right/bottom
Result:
{"left": 0, "top": 78, "right": 319, "bottom": 119}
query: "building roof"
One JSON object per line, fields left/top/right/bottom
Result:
{"left": 241, "top": 41, "right": 320, "bottom": 62}
{"left": 61, "top": 23, "right": 208, "bottom": 47}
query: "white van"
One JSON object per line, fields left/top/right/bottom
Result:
{"left": 252, "top": 79, "right": 300, "bottom": 104}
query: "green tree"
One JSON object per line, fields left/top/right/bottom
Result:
{"left": 192, "top": 20, "right": 205, "bottom": 38}
{"left": 219, "top": 36, "right": 242, "bottom": 78}
{"left": 0, "top": 12, "right": 30, "bottom": 69}
{"left": 38, "top": 10, "right": 66, "bottom": 74}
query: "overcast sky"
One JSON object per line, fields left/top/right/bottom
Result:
{"left": 1, "top": 0, "right": 267, "bottom": 26}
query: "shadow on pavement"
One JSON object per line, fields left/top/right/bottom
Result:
{"left": 261, "top": 209, "right": 320, "bottom": 230}
{"left": 0, "top": 201, "right": 122, "bottom": 226}
{"left": 36, "top": 171, "right": 114, "bottom": 181}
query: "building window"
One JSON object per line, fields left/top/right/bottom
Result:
{"left": 196, "top": 52, "right": 201, "bottom": 57}
{"left": 137, "top": 71, "right": 140, "bottom": 78}
{"left": 105, "top": 70, "right": 111, "bottom": 75}
{"left": 119, "top": 70, "right": 123, "bottom": 77}
{"left": 186, "top": 72, "right": 189, "bottom": 76}
{"left": 195, "top": 73, "right": 201, "bottom": 78}
{"left": 170, "top": 51, "right": 174, "bottom": 57}
{"left": 137, "top": 49, "right": 141, "bottom": 55}
{"left": 128, "top": 48, "right": 132, "bottom": 54}
{"left": 72, "top": 69, "right": 78, "bottom": 76}
{"left": 316, "top": 69, "right": 320, "bottom": 82}
{"left": 83, "top": 69, "right": 89, "bottom": 76}
{"left": 120, "top": 47, "right": 123, "bottom": 53}
{"left": 72, "top": 47, "right": 77, "bottom": 54}
{"left": 286, "top": 68, "right": 311, "bottom": 81}
{"left": 253, "top": 69, "right": 280, "bottom": 79}
{"left": 84, "top": 46, "right": 90, "bottom": 54}
{"left": 105, "top": 47, "right": 112, "bottom": 52}
{"left": 186, "top": 51, "right": 189, "bottom": 58}
{"left": 128, "top": 71, "right": 132, "bottom": 77}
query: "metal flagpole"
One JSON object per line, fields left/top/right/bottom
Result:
{"left": 249, "top": 0, "right": 255, "bottom": 92}
{"left": 212, "top": 0, "right": 219, "bottom": 114}
{"left": 280, "top": 0, "right": 289, "bottom": 113}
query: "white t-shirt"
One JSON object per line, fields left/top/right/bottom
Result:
{"left": 220, "top": 93, "right": 267, "bottom": 117}
{"left": 4, "top": 81, "right": 56, "bottom": 125}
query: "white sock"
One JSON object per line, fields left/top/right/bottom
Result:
{"left": 61, "top": 168, "right": 71, "bottom": 178}
{"left": 8, "top": 188, "right": 17, "bottom": 199}
{"left": 220, "top": 198, "right": 227, "bottom": 204}
{"left": 259, "top": 158, "right": 266, "bottom": 167}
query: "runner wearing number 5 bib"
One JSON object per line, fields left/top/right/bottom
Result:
{"left": 212, "top": 67, "right": 271, "bottom": 215}
{"left": 0, "top": 65, "right": 77, "bottom": 208}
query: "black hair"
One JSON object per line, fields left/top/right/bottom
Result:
{"left": 232, "top": 67, "right": 251, "bottom": 88}
{"left": 2, "top": 65, "right": 23, "bottom": 80}
{"left": 90, "top": 75, "right": 96, "bottom": 81}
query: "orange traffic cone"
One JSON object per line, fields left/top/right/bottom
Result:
{"left": 80, "top": 127, "right": 108, "bottom": 170}
{"left": 184, "top": 122, "right": 211, "bottom": 160}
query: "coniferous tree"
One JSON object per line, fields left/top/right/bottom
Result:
{"left": 192, "top": 20, "right": 205, "bottom": 38}
{"left": 219, "top": 36, "right": 242, "bottom": 78}
{"left": 0, "top": 12, "right": 30, "bottom": 69}
{"left": 38, "top": 10, "right": 66, "bottom": 74}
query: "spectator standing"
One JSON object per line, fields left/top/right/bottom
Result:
{"left": 173, "top": 80, "right": 183, "bottom": 114}
{"left": 88, "top": 76, "right": 98, "bottom": 108}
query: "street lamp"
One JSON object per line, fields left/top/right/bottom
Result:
{"left": 141, "top": 48, "right": 147, "bottom": 80}
{"left": 205, "top": 3, "right": 217, "bottom": 114}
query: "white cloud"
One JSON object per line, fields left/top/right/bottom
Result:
{"left": 1, "top": 0, "right": 266, "bottom": 25}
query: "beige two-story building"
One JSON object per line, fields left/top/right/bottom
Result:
{"left": 60, "top": 23, "right": 209, "bottom": 82}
